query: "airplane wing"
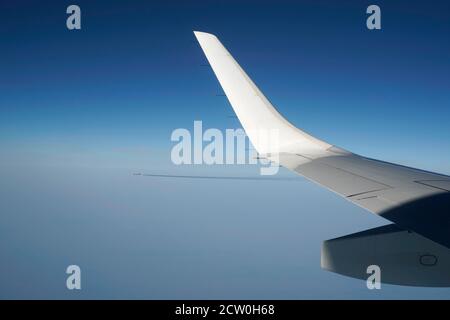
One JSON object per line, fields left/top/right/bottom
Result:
{"left": 194, "top": 31, "right": 450, "bottom": 248}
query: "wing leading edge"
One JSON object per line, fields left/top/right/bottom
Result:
{"left": 194, "top": 31, "right": 450, "bottom": 248}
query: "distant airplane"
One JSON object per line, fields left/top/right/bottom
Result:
{"left": 194, "top": 31, "right": 450, "bottom": 253}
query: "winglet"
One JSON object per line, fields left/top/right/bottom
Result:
{"left": 194, "top": 31, "right": 333, "bottom": 157}
{"left": 194, "top": 31, "right": 217, "bottom": 39}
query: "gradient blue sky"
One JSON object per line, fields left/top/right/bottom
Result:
{"left": 1, "top": 0, "right": 450, "bottom": 299}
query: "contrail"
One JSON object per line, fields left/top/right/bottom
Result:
{"left": 133, "top": 173, "right": 303, "bottom": 182}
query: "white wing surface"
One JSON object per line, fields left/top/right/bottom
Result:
{"left": 194, "top": 31, "right": 450, "bottom": 248}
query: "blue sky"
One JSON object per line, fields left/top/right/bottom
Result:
{"left": 0, "top": 0, "right": 450, "bottom": 298}
{"left": 1, "top": 0, "right": 450, "bottom": 172}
